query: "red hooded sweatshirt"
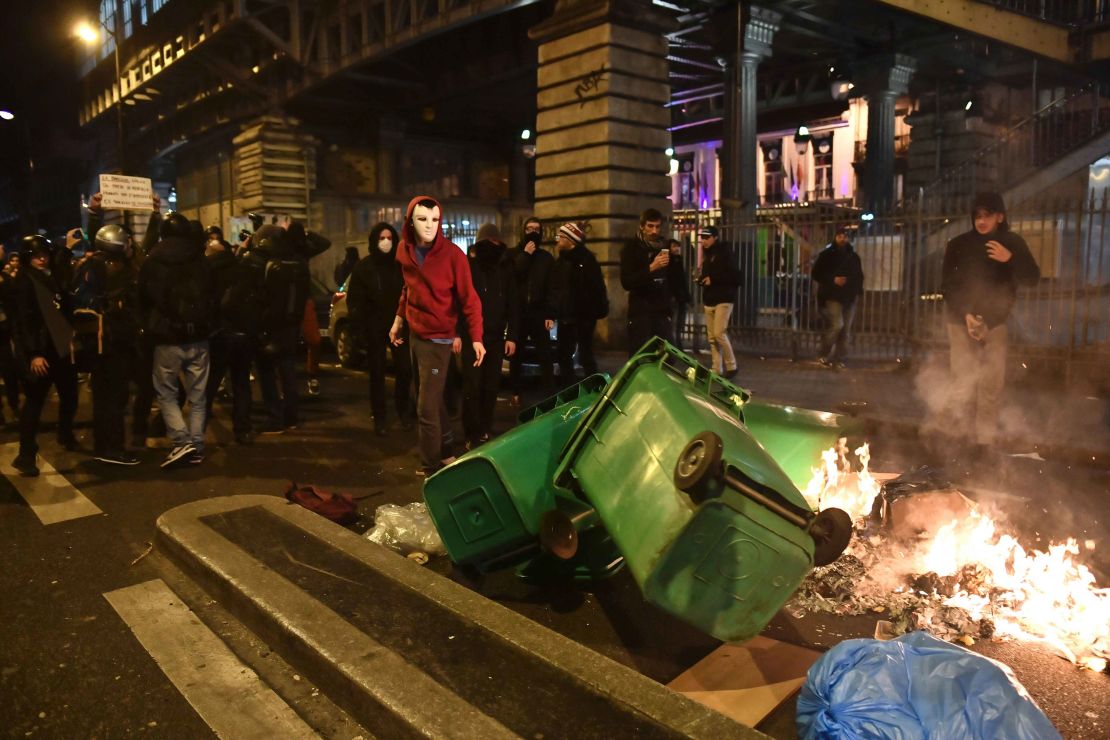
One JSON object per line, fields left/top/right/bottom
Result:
{"left": 395, "top": 195, "right": 483, "bottom": 341}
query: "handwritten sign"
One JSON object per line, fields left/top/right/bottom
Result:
{"left": 99, "top": 174, "right": 153, "bottom": 211}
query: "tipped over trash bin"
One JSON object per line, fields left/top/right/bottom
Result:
{"left": 553, "top": 338, "right": 853, "bottom": 642}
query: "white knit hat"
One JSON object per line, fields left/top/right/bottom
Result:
{"left": 558, "top": 222, "right": 585, "bottom": 245}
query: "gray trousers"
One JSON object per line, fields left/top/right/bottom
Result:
{"left": 819, "top": 300, "right": 857, "bottom": 363}
{"left": 411, "top": 336, "right": 453, "bottom": 469}
{"left": 946, "top": 321, "right": 1008, "bottom": 445}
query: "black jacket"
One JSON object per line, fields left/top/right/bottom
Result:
{"left": 620, "top": 234, "right": 679, "bottom": 319}
{"left": 700, "top": 241, "right": 741, "bottom": 307}
{"left": 550, "top": 244, "right": 608, "bottom": 324}
{"left": 11, "top": 267, "right": 73, "bottom": 367}
{"left": 463, "top": 239, "right": 520, "bottom": 344}
{"left": 138, "top": 236, "right": 217, "bottom": 344}
{"left": 347, "top": 224, "right": 403, "bottom": 345}
{"left": 71, "top": 250, "right": 140, "bottom": 347}
{"left": 810, "top": 242, "right": 864, "bottom": 307}
{"left": 509, "top": 239, "right": 555, "bottom": 319}
{"left": 942, "top": 228, "right": 1040, "bottom": 328}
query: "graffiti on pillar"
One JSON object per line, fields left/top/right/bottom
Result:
{"left": 575, "top": 65, "right": 608, "bottom": 106}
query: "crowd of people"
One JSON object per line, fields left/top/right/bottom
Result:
{"left": 0, "top": 188, "right": 1033, "bottom": 478}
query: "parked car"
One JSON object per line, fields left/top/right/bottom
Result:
{"left": 328, "top": 277, "right": 365, "bottom": 368}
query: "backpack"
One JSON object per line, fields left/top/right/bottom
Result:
{"left": 263, "top": 257, "right": 309, "bottom": 327}
{"left": 163, "top": 257, "right": 213, "bottom": 340}
{"left": 283, "top": 481, "right": 358, "bottom": 524}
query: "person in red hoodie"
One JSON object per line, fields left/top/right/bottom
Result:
{"left": 389, "top": 197, "right": 485, "bottom": 475}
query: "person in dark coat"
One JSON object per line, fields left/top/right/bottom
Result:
{"left": 941, "top": 192, "right": 1040, "bottom": 446}
{"left": 459, "top": 224, "right": 519, "bottom": 448}
{"left": 549, "top": 222, "right": 607, "bottom": 386}
{"left": 811, "top": 226, "right": 865, "bottom": 368}
{"left": 9, "top": 235, "right": 79, "bottom": 476}
{"left": 346, "top": 222, "right": 413, "bottom": 436}
{"left": 286, "top": 221, "right": 330, "bottom": 397}
{"left": 506, "top": 217, "right": 554, "bottom": 403}
{"left": 334, "top": 246, "right": 359, "bottom": 288}
{"left": 697, "top": 225, "right": 741, "bottom": 376}
{"left": 620, "top": 208, "right": 679, "bottom": 355}
{"left": 667, "top": 238, "right": 692, "bottom": 349}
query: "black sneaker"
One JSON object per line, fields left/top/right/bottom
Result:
{"left": 724, "top": 367, "right": 739, "bottom": 379}
{"left": 188, "top": 451, "right": 204, "bottom": 465}
{"left": 12, "top": 453, "right": 39, "bottom": 477}
{"left": 161, "top": 444, "right": 197, "bottom": 469}
{"left": 95, "top": 451, "right": 141, "bottom": 466}
{"left": 817, "top": 356, "right": 832, "bottom": 368}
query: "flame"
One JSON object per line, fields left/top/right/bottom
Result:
{"left": 921, "top": 512, "right": 1109, "bottom": 671}
{"left": 802, "top": 438, "right": 880, "bottom": 521}
{"left": 802, "top": 442, "right": 1110, "bottom": 670}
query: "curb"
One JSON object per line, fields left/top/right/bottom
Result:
{"left": 157, "top": 495, "right": 765, "bottom": 739}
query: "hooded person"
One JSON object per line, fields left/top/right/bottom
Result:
{"left": 941, "top": 192, "right": 1040, "bottom": 449}
{"left": 347, "top": 222, "right": 413, "bottom": 435}
{"left": 506, "top": 216, "right": 554, "bottom": 402}
{"left": 811, "top": 226, "right": 863, "bottom": 368}
{"left": 549, "top": 221, "right": 607, "bottom": 386}
{"left": 459, "top": 223, "right": 519, "bottom": 447}
{"left": 138, "top": 211, "right": 218, "bottom": 468}
{"left": 9, "top": 235, "right": 79, "bottom": 476}
{"left": 388, "top": 196, "right": 484, "bottom": 475}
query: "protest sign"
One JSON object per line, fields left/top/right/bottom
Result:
{"left": 99, "top": 174, "right": 153, "bottom": 211}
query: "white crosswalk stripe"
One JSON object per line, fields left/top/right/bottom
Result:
{"left": 104, "top": 579, "right": 319, "bottom": 740}
{"left": 0, "top": 441, "right": 103, "bottom": 525}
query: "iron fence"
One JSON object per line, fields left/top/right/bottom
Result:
{"left": 672, "top": 193, "right": 1110, "bottom": 382}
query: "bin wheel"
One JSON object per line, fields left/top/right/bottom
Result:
{"left": 810, "top": 507, "right": 853, "bottom": 567}
{"left": 539, "top": 511, "right": 579, "bottom": 561}
{"left": 674, "top": 431, "right": 724, "bottom": 501}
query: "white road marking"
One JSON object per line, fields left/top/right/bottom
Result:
{"left": 104, "top": 579, "right": 318, "bottom": 740}
{"left": 0, "top": 441, "right": 103, "bottom": 525}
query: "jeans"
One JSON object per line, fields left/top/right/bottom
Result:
{"left": 153, "top": 341, "right": 210, "bottom": 453}
{"left": 704, "top": 303, "right": 736, "bottom": 372}
{"left": 257, "top": 325, "right": 299, "bottom": 428}
{"left": 819, "top": 300, "right": 857, "bottom": 363}
{"left": 947, "top": 321, "right": 1008, "bottom": 445}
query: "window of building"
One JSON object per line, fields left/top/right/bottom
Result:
{"left": 761, "top": 142, "right": 784, "bottom": 203}
{"left": 99, "top": 0, "right": 116, "bottom": 56}
{"left": 813, "top": 134, "right": 833, "bottom": 199}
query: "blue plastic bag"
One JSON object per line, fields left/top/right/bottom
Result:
{"left": 797, "top": 631, "right": 1061, "bottom": 739}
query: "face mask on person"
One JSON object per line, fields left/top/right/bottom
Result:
{"left": 377, "top": 234, "right": 393, "bottom": 254}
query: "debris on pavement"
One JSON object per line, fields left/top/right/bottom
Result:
{"left": 365, "top": 502, "right": 446, "bottom": 557}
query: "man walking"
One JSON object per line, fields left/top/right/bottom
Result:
{"left": 389, "top": 197, "right": 484, "bottom": 476}
{"left": 811, "top": 226, "right": 864, "bottom": 368}
{"left": 138, "top": 212, "right": 217, "bottom": 467}
{"left": 941, "top": 192, "right": 1039, "bottom": 448}
{"left": 697, "top": 226, "right": 740, "bottom": 376}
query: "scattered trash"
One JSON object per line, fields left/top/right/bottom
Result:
{"left": 365, "top": 502, "right": 446, "bottom": 556}
{"left": 1008, "top": 452, "right": 1046, "bottom": 461}
{"left": 129, "top": 542, "right": 153, "bottom": 567}
{"left": 797, "top": 632, "right": 1061, "bottom": 740}
{"left": 406, "top": 552, "right": 429, "bottom": 565}
{"left": 283, "top": 481, "right": 358, "bottom": 524}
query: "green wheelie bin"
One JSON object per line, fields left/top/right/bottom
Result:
{"left": 553, "top": 337, "right": 852, "bottom": 642}
{"left": 742, "top": 401, "right": 864, "bottom": 491}
{"left": 423, "top": 375, "right": 622, "bottom": 579}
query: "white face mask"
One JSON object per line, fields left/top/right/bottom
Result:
{"left": 411, "top": 204, "right": 441, "bottom": 245}
{"left": 377, "top": 235, "right": 393, "bottom": 254}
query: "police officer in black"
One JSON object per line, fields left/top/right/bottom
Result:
{"left": 10, "top": 236, "right": 78, "bottom": 476}
{"left": 73, "top": 225, "right": 141, "bottom": 465}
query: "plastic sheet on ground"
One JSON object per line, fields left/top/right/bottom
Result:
{"left": 796, "top": 631, "right": 1061, "bottom": 740}
{"left": 365, "top": 502, "right": 446, "bottom": 557}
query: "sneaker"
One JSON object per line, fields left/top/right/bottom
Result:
{"left": 12, "top": 453, "right": 39, "bottom": 477}
{"left": 817, "top": 356, "right": 833, "bottom": 368}
{"left": 723, "top": 367, "right": 739, "bottom": 379}
{"left": 161, "top": 444, "right": 197, "bottom": 469}
{"left": 307, "top": 378, "right": 321, "bottom": 396}
{"left": 188, "top": 451, "right": 204, "bottom": 465}
{"left": 94, "top": 451, "right": 141, "bottom": 466}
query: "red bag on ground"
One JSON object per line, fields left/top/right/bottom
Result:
{"left": 283, "top": 481, "right": 358, "bottom": 524}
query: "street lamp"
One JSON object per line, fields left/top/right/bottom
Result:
{"left": 73, "top": 19, "right": 125, "bottom": 177}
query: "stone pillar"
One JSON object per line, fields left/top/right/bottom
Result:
{"left": 529, "top": 0, "right": 675, "bottom": 347}
{"left": 855, "top": 54, "right": 915, "bottom": 212}
{"left": 722, "top": 6, "right": 780, "bottom": 216}
{"left": 232, "top": 116, "right": 318, "bottom": 224}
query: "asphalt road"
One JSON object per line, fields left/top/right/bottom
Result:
{"left": 1, "top": 357, "right": 1106, "bottom": 738}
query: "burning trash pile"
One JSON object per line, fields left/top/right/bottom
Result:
{"left": 788, "top": 440, "right": 1110, "bottom": 672}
